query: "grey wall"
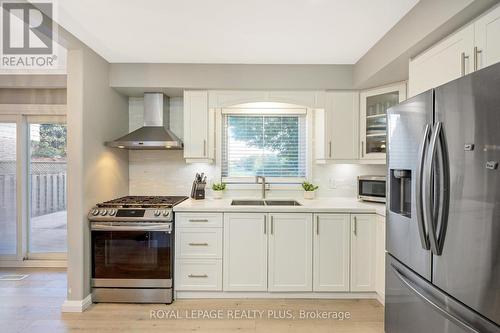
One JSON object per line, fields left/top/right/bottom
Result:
{"left": 109, "top": 63, "right": 354, "bottom": 90}
{"left": 66, "top": 44, "right": 129, "bottom": 302}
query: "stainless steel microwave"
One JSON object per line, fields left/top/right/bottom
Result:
{"left": 357, "top": 175, "right": 386, "bottom": 203}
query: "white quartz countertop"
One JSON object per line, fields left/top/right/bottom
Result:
{"left": 174, "top": 197, "right": 386, "bottom": 216}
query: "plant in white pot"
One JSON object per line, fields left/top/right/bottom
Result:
{"left": 302, "top": 181, "right": 318, "bottom": 199}
{"left": 212, "top": 182, "right": 226, "bottom": 199}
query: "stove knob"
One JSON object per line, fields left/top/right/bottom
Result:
{"left": 108, "top": 209, "right": 116, "bottom": 216}
{"left": 100, "top": 209, "right": 108, "bottom": 216}
{"left": 154, "top": 210, "right": 161, "bottom": 217}
{"left": 91, "top": 208, "right": 99, "bottom": 216}
{"left": 162, "top": 210, "right": 170, "bottom": 217}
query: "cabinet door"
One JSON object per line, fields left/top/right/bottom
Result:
{"left": 375, "top": 214, "right": 386, "bottom": 303}
{"left": 315, "top": 92, "right": 359, "bottom": 162}
{"left": 183, "top": 90, "right": 210, "bottom": 160}
{"left": 313, "top": 214, "right": 350, "bottom": 292}
{"left": 268, "top": 213, "right": 312, "bottom": 292}
{"left": 223, "top": 213, "right": 267, "bottom": 291}
{"left": 359, "top": 83, "right": 406, "bottom": 161}
{"left": 350, "top": 214, "right": 376, "bottom": 292}
{"left": 409, "top": 24, "right": 474, "bottom": 97}
{"left": 475, "top": 4, "right": 500, "bottom": 70}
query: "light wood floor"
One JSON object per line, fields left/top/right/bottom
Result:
{"left": 0, "top": 268, "right": 384, "bottom": 333}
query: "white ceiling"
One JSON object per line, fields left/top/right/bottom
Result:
{"left": 57, "top": 0, "right": 419, "bottom": 64}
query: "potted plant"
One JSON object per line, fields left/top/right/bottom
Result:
{"left": 302, "top": 181, "right": 318, "bottom": 199}
{"left": 212, "top": 182, "right": 226, "bottom": 199}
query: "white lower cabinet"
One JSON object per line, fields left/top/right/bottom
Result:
{"left": 268, "top": 213, "right": 313, "bottom": 292}
{"left": 350, "top": 214, "right": 376, "bottom": 292}
{"left": 313, "top": 214, "right": 350, "bottom": 292}
{"left": 223, "top": 213, "right": 268, "bottom": 291}
{"left": 375, "top": 214, "right": 386, "bottom": 302}
{"left": 175, "top": 259, "right": 222, "bottom": 291}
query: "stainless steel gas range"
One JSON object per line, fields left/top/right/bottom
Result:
{"left": 88, "top": 196, "right": 188, "bottom": 304}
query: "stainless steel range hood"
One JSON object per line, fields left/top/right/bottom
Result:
{"left": 106, "top": 93, "right": 183, "bottom": 150}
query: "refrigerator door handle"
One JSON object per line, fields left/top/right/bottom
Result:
{"left": 424, "top": 122, "right": 442, "bottom": 255}
{"left": 416, "top": 124, "right": 431, "bottom": 250}
{"left": 435, "top": 123, "right": 450, "bottom": 256}
{"left": 391, "top": 263, "right": 481, "bottom": 333}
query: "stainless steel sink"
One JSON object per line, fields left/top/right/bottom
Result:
{"left": 231, "top": 200, "right": 265, "bottom": 206}
{"left": 264, "top": 200, "right": 301, "bottom": 206}
{"left": 230, "top": 199, "right": 301, "bottom": 206}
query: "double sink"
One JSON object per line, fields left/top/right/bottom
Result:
{"left": 231, "top": 199, "right": 301, "bottom": 206}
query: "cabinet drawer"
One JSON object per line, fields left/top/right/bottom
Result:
{"left": 175, "top": 259, "right": 222, "bottom": 291}
{"left": 176, "top": 213, "right": 223, "bottom": 228}
{"left": 176, "top": 228, "right": 222, "bottom": 259}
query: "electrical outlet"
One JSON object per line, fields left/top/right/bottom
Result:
{"left": 329, "top": 178, "right": 337, "bottom": 189}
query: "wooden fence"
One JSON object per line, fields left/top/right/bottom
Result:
{"left": 0, "top": 161, "right": 66, "bottom": 218}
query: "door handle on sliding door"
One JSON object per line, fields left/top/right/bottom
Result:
{"left": 416, "top": 124, "right": 431, "bottom": 250}
{"left": 424, "top": 122, "right": 449, "bottom": 256}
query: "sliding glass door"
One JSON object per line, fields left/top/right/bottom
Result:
{"left": 0, "top": 115, "right": 67, "bottom": 262}
{"left": 0, "top": 119, "right": 17, "bottom": 258}
{"left": 28, "top": 118, "right": 67, "bottom": 258}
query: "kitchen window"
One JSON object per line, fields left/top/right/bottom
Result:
{"left": 221, "top": 109, "right": 308, "bottom": 183}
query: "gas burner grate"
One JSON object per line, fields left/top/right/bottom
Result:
{"left": 97, "top": 196, "right": 188, "bottom": 208}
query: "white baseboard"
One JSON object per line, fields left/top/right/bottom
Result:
{"left": 176, "top": 291, "right": 378, "bottom": 299}
{"left": 376, "top": 292, "right": 385, "bottom": 305}
{"left": 0, "top": 260, "right": 67, "bottom": 268}
{"left": 61, "top": 294, "right": 92, "bottom": 313}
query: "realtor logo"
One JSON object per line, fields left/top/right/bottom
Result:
{"left": 1, "top": 0, "right": 58, "bottom": 69}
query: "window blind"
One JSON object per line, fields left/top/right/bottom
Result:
{"left": 222, "top": 114, "right": 307, "bottom": 179}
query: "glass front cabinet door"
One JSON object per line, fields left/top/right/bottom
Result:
{"left": 359, "top": 82, "right": 406, "bottom": 161}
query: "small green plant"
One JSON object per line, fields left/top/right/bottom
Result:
{"left": 212, "top": 182, "right": 226, "bottom": 191}
{"left": 302, "top": 181, "right": 318, "bottom": 192}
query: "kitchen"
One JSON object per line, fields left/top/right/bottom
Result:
{"left": 0, "top": 1, "right": 500, "bottom": 333}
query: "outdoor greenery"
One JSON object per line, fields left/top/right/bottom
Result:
{"left": 212, "top": 182, "right": 227, "bottom": 191}
{"left": 302, "top": 181, "right": 319, "bottom": 192}
{"left": 31, "top": 124, "right": 67, "bottom": 159}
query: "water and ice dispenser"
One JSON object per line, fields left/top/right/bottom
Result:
{"left": 390, "top": 169, "right": 412, "bottom": 218}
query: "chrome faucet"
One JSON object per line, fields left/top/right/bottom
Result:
{"left": 255, "top": 176, "right": 267, "bottom": 199}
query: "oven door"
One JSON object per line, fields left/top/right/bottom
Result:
{"left": 91, "top": 222, "right": 173, "bottom": 288}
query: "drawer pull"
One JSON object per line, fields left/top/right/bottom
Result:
{"left": 189, "top": 219, "right": 209, "bottom": 222}
{"left": 188, "top": 242, "right": 209, "bottom": 246}
{"left": 188, "top": 274, "right": 208, "bottom": 278}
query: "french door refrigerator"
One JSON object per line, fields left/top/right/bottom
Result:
{"left": 386, "top": 62, "right": 500, "bottom": 333}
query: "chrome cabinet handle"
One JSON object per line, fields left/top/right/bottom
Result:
{"left": 461, "top": 52, "right": 469, "bottom": 76}
{"left": 264, "top": 215, "right": 267, "bottom": 234}
{"left": 353, "top": 216, "right": 357, "bottom": 236}
{"left": 271, "top": 216, "right": 274, "bottom": 235}
{"left": 316, "top": 215, "right": 319, "bottom": 235}
{"left": 189, "top": 219, "right": 208, "bottom": 222}
{"left": 203, "top": 139, "right": 206, "bottom": 156}
{"left": 188, "top": 242, "right": 208, "bottom": 246}
{"left": 390, "top": 264, "right": 480, "bottom": 333}
{"left": 188, "top": 274, "right": 208, "bottom": 278}
{"left": 361, "top": 141, "right": 365, "bottom": 158}
{"left": 416, "top": 124, "right": 431, "bottom": 250}
{"left": 328, "top": 141, "right": 332, "bottom": 158}
{"left": 474, "top": 46, "right": 482, "bottom": 71}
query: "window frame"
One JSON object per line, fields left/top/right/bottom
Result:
{"left": 216, "top": 107, "right": 313, "bottom": 187}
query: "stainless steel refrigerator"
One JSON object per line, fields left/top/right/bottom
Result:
{"left": 386, "top": 62, "right": 500, "bottom": 333}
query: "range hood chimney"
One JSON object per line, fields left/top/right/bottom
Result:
{"left": 106, "top": 93, "right": 183, "bottom": 150}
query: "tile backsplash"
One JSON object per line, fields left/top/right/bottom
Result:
{"left": 128, "top": 97, "right": 386, "bottom": 198}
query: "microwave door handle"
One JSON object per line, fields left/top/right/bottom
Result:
{"left": 91, "top": 223, "right": 172, "bottom": 232}
{"left": 416, "top": 124, "right": 431, "bottom": 250}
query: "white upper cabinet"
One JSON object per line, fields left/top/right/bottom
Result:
{"left": 350, "top": 214, "right": 376, "bottom": 292}
{"left": 223, "top": 213, "right": 268, "bottom": 291}
{"left": 313, "top": 214, "right": 350, "bottom": 292}
{"left": 409, "top": 25, "right": 474, "bottom": 97}
{"left": 359, "top": 83, "right": 406, "bottom": 161}
{"left": 315, "top": 91, "right": 359, "bottom": 162}
{"left": 183, "top": 90, "right": 214, "bottom": 162}
{"left": 409, "top": 4, "right": 500, "bottom": 97}
{"left": 268, "top": 213, "right": 313, "bottom": 292}
{"left": 475, "top": 4, "right": 500, "bottom": 70}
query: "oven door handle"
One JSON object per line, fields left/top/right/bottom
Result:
{"left": 91, "top": 223, "right": 172, "bottom": 232}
